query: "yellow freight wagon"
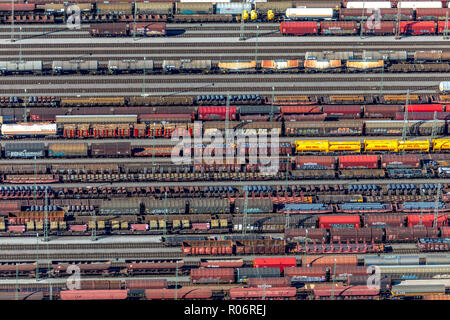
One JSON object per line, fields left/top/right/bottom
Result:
{"left": 295, "top": 140, "right": 329, "bottom": 153}
{"left": 218, "top": 60, "right": 257, "bottom": 73}
{"left": 328, "top": 141, "right": 361, "bottom": 153}
{"left": 398, "top": 140, "right": 430, "bottom": 152}
{"left": 364, "top": 139, "right": 399, "bottom": 152}
{"left": 346, "top": 59, "right": 384, "bottom": 71}
{"left": 433, "top": 139, "right": 450, "bottom": 152}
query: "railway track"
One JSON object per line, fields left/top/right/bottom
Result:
{"left": 0, "top": 85, "right": 438, "bottom": 95}
{"left": 2, "top": 250, "right": 444, "bottom": 261}
{"left": 0, "top": 75, "right": 449, "bottom": 84}
{"left": 0, "top": 242, "right": 166, "bottom": 251}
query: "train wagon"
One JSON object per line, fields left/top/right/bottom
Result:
{"left": 285, "top": 8, "right": 335, "bottom": 20}
{"left": 1, "top": 123, "right": 57, "bottom": 137}
{"left": 0, "top": 61, "right": 43, "bottom": 75}
{"left": 133, "top": 23, "right": 166, "bottom": 36}
{"left": 162, "top": 60, "right": 212, "bottom": 73}
{"left": 304, "top": 59, "right": 342, "bottom": 72}
{"left": 107, "top": 60, "right": 154, "bottom": 74}
{"left": 261, "top": 60, "right": 299, "bottom": 72}
{"left": 90, "top": 23, "right": 128, "bottom": 37}
{"left": 52, "top": 61, "right": 98, "bottom": 74}
{"left": 280, "top": 21, "right": 319, "bottom": 35}
{"left": 218, "top": 61, "right": 257, "bottom": 73}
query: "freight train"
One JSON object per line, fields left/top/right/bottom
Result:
{"left": 5, "top": 1, "right": 450, "bottom": 24}
{"left": 280, "top": 20, "right": 450, "bottom": 35}
{"left": 4, "top": 51, "right": 450, "bottom": 75}
{"left": 2, "top": 91, "right": 450, "bottom": 109}
{"left": 0, "top": 137, "right": 448, "bottom": 160}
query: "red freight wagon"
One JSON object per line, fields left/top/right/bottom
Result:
{"left": 338, "top": 155, "right": 378, "bottom": 169}
{"left": 438, "top": 20, "right": 450, "bottom": 33}
{"left": 125, "top": 279, "right": 167, "bottom": 289}
{"left": 130, "top": 224, "right": 149, "bottom": 231}
{"left": 60, "top": 290, "right": 128, "bottom": 300}
{"left": 190, "top": 268, "right": 235, "bottom": 284}
{"left": 248, "top": 277, "right": 291, "bottom": 288}
{"left": 253, "top": 257, "right": 297, "bottom": 272}
{"left": 321, "top": 21, "right": 358, "bottom": 35}
{"left": 280, "top": 106, "right": 322, "bottom": 114}
{"left": 364, "top": 105, "right": 403, "bottom": 118}
{"left": 395, "top": 112, "right": 450, "bottom": 120}
{"left": 7, "top": 225, "right": 25, "bottom": 233}
{"left": 319, "top": 216, "right": 361, "bottom": 229}
{"left": 280, "top": 22, "right": 319, "bottom": 35}
{"left": 442, "top": 226, "right": 450, "bottom": 238}
{"left": 200, "top": 259, "right": 244, "bottom": 268}
{"left": 69, "top": 224, "right": 87, "bottom": 232}
{"left": 192, "top": 222, "right": 210, "bottom": 230}
{"left": 0, "top": 4, "right": 35, "bottom": 11}
{"left": 145, "top": 288, "right": 212, "bottom": 300}
{"left": 400, "top": 21, "right": 436, "bottom": 35}
{"left": 198, "top": 107, "right": 237, "bottom": 120}
{"left": 362, "top": 21, "right": 396, "bottom": 35}
{"left": 405, "top": 104, "right": 445, "bottom": 112}
{"left": 313, "top": 286, "right": 380, "bottom": 298}
{"left": 229, "top": 287, "right": 297, "bottom": 299}
{"left": 407, "top": 214, "right": 448, "bottom": 227}
{"left": 417, "top": 8, "right": 450, "bottom": 21}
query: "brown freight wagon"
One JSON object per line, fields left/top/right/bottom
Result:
{"left": 90, "top": 23, "right": 128, "bottom": 37}
{"left": 285, "top": 120, "right": 363, "bottom": 136}
{"left": 302, "top": 255, "right": 358, "bottom": 267}
{"left": 248, "top": 277, "right": 291, "bottom": 288}
{"left": 294, "top": 156, "right": 336, "bottom": 170}
{"left": 364, "top": 105, "right": 403, "bottom": 118}
{"left": 0, "top": 201, "right": 22, "bottom": 216}
{"left": 91, "top": 142, "right": 131, "bottom": 157}
{"left": 285, "top": 228, "right": 327, "bottom": 242}
{"left": 190, "top": 268, "right": 235, "bottom": 284}
{"left": 97, "top": 3, "right": 133, "bottom": 15}
{"left": 125, "top": 279, "right": 167, "bottom": 289}
{"left": 321, "top": 21, "right": 358, "bottom": 35}
{"left": 362, "top": 21, "right": 396, "bottom": 35}
{"left": 381, "top": 154, "right": 420, "bottom": 168}
{"left": 182, "top": 240, "right": 233, "bottom": 255}
{"left": 235, "top": 239, "right": 285, "bottom": 255}
{"left": 128, "top": 96, "right": 195, "bottom": 106}
{"left": 363, "top": 214, "right": 406, "bottom": 228}
{"left": 80, "top": 280, "right": 122, "bottom": 290}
